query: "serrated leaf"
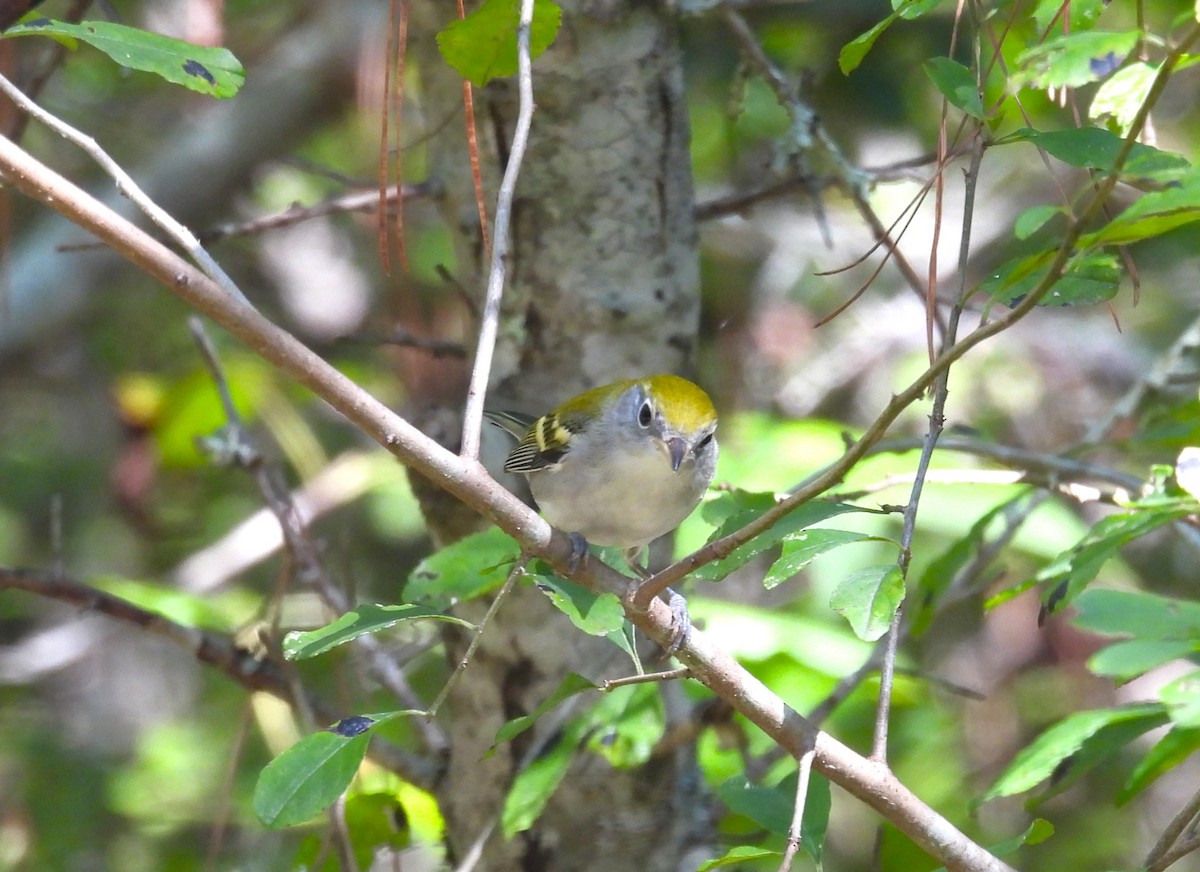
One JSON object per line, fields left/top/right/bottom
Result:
{"left": 494, "top": 673, "right": 597, "bottom": 745}
{"left": 436, "top": 0, "right": 562, "bottom": 88}
{"left": 253, "top": 712, "right": 406, "bottom": 828}
{"left": 4, "top": 18, "right": 243, "bottom": 97}
{"left": 1013, "top": 204, "right": 1064, "bottom": 240}
{"left": 829, "top": 564, "right": 905, "bottom": 641}
{"left": 924, "top": 57, "right": 984, "bottom": 118}
{"left": 1037, "top": 508, "right": 1189, "bottom": 615}
{"left": 532, "top": 575, "right": 626, "bottom": 636}
{"left": 1017, "top": 30, "right": 1139, "bottom": 90}
{"left": 1119, "top": 726, "right": 1200, "bottom": 804}
{"left": 403, "top": 527, "right": 520, "bottom": 609}
{"left": 979, "top": 704, "right": 1167, "bottom": 803}
{"left": 763, "top": 529, "right": 880, "bottom": 590}
{"left": 695, "top": 493, "right": 867, "bottom": 582}
{"left": 283, "top": 604, "right": 475, "bottom": 660}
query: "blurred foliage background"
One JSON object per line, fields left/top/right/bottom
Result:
{"left": 4, "top": 0, "right": 1200, "bottom": 870}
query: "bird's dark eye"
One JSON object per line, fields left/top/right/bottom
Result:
{"left": 638, "top": 400, "right": 653, "bottom": 428}
{"left": 696, "top": 432, "right": 714, "bottom": 451}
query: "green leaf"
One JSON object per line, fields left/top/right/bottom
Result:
{"left": 1089, "top": 638, "right": 1199, "bottom": 680}
{"left": 1161, "top": 670, "right": 1200, "bottom": 727}
{"left": 253, "top": 713, "right": 406, "bottom": 828}
{"left": 1074, "top": 588, "right": 1200, "bottom": 638}
{"left": 1013, "top": 204, "right": 1064, "bottom": 241}
{"left": 838, "top": 0, "right": 940, "bottom": 75}
{"left": 1082, "top": 173, "right": 1200, "bottom": 246}
{"left": 436, "top": 0, "right": 563, "bottom": 88}
{"left": 1119, "top": 726, "right": 1200, "bottom": 804}
{"left": 1033, "top": 0, "right": 1104, "bottom": 32}
{"left": 829, "top": 565, "right": 905, "bottom": 641}
{"left": 1002, "top": 127, "right": 1191, "bottom": 181}
{"left": 1017, "top": 30, "right": 1140, "bottom": 90}
{"left": 714, "top": 772, "right": 829, "bottom": 861}
{"left": 763, "top": 529, "right": 878, "bottom": 590}
{"left": 697, "top": 846, "right": 782, "bottom": 870}
{"left": 532, "top": 575, "right": 626, "bottom": 636}
{"left": 494, "top": 673, "right": 597, "bottom": 745}
{"left": 924, "top": 57, "right": 984, "bottom": 118}
{"left": 979, "top": 704, "right": 1168, "bottom": 803}
{"left": 838, "top": 11, "right": 900, "bottom": 75}
{"left": 1037, "top": 508, "right": 1189, "bottom": 615}
{"left": 981, "top": 250, "right": 1120, "bottom": 308}
{"left": 695, "top": 492, "right": 868, "bottom": 582}
{"left": 1090, "top": 62, "right": 1158, "bottom": 135}
{"left": 403, "top": 527, "right": 520, "bottom": 609}
{"left": 502, "top": 721, "right": 583, "bottom": 836}
{"left": 282, "top": 604, "right": 475, "bottom": 660}
{"left": 3, "top": 18, "right": 243, "bottom": 98}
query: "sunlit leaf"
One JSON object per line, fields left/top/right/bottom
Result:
{"left": 403, "top": 527, "right": 520, "bottom": 609}
{"left": 1089, "top": 638, "right": 1199, "bottom": 680}
{"left": 283, "top": 604, "right": 475, "bottom": 660}
{"left": 1017, "top": 30, "right": 1139, "bottom": 90}
{"left": 1161, "top": 671, "right": 1200, "bottom": 727}
{"left": 532, "top": 575, "right": 626, "bottom": 636}
{"left": 254, "top": 712, "right": 407, "bottom": 828}
{"left": 3, "top": 18, "right": 243, "bottom": 97}
{"left": 695, "top": 491, "right": 869, "bottom": 582}
{"left": 436, "top": 0, "right": 563, "bottom": 88}
{"left": 1082, "top": 173, "right": 1200, "bottom": 246}
{"left": 1090, "top": 62, "right": 1157, "bottom": 135}
{"left": 1074, "top": 588, "right": 1200, "bottom": 638}
{"left": 763, "top": 529, "right": 881, "bottom": 590}
{"left": 829, "top": 564, "right": 905, "bottom": 641}
{"left": 979, "top": 704, "right": 1168, "bottom": 803}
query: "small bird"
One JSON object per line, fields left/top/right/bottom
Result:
{"left": 488, "top": 373, "right": 718, "bottom": 560}
{"left": 487, "top": 374, "right": 718, "bottom": 650}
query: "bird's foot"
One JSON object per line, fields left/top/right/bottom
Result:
{"left": 567, "top": 532, "right": 590, "bottom": 574}
{"left": 664, "top": 587, "right": 691, "bottom": 657}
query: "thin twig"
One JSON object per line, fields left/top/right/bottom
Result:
{"left": 1145, "top": 785, "right": 1200, "bottom": 869}
{"left": 459, "top": 0, "right": 537, "bottom": 460}
{"left": 189, "top": 317, "right": 450, "bottom": 753}
{"left": 602, "top": 667, "right": 691, "bottom": 690}
{"left": 0, "top": 72, "right": 252, "bottom": 307}
{"left": 426, "top": 556, "right": 528, "bottom": 718}
{"left": 198, "top": 182, "right": 436, "bottom": 244}
{"left": 778, "top": 744, "right": 816, "bottom": 872}
{"left": 0, "top": 565, "right": 439, "bottom": 787}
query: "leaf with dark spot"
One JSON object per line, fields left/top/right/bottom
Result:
{"left": 330, "top": 716, "right": 375, "bottom": 737}
{"left": 183, "top": 58, "right": 215, "bottom": 85}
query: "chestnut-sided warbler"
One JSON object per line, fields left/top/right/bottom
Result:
{"left": 486, "top": 374, "right": 719, "bottom": 567}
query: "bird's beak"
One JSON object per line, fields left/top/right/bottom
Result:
{"left": 667, "top": 437, "right": 688, "bottom": 472}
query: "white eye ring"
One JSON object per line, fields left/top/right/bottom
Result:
{"left": 637, "top": 400, "right": 653, "bottom": 428}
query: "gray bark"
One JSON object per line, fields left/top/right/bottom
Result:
{"left": 411, "top": 2, "right": 711, "bottom": 869}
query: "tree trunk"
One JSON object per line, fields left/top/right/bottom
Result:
{"left": 410, "top": 2, "right": 710, "bottom": 869}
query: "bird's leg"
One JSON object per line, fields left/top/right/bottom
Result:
{"left": 624, "top": 547, "right": 691, "bottom": 656}
{"left": 567, "top": 532, "right": 590, "bottom": 574}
